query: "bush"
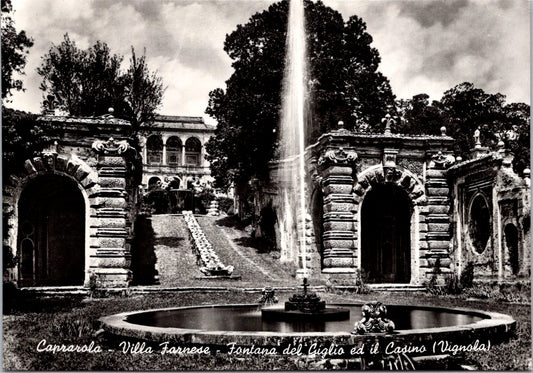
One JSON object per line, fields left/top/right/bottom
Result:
{"left": 354, "top": 269, "right": 371, "bottom": 294}
{"left": 460, "top": 262, "right": 475, "bottom": 289}
{"left": 216, "top": 197, "right": 234, "bottom": 214}
{"left": 444, "top": 274, "right": 462, "bottom": 295}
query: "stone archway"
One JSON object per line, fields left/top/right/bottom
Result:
{"left": 18, "top": 175, "right": 85, "bottom": 286}
{"left": 4, "top": 149, "right": 98, "bottom": 287}
{"left": 353, "top": 165, "right": 426, "bottom": 284}
{"left": 353, "top": 165, "right": 425, "bottom": 205}
{"left": 361, "top": 184, "right": 412, "bottom": 283}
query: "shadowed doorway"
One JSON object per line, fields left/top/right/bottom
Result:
{"left": 18, "top": 175, "right": 85, "bottom": 286}
{"left": 361, "top": 184, "right": 412, "bottom": 283}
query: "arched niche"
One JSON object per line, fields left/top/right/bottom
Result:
{"left": 468, "top": 194, "right": 491, "bottom": 254}
{"left": 148, "top": 176, "right": 162, "bottom": 190}
{"left": 361, "top": 184, "right": 412, "bottom": 283}
{"left": 17, "top": 174, "right": 85, "bottom": 286}
{"left": 504, "top": 223, "right": 520, "bottom": 275}
{"left": 353, "top": 165, "right": 425, "bottom": 284}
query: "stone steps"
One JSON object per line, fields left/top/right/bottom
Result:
{"left": 367, "top": 284, "right": 426, "bottom": 292}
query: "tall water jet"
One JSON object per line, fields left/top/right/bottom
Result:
{"left": 278, "top": 0, "right": 309, "bottom": 276}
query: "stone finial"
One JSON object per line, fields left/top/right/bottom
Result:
{"left": 440, "top": 126, "right": 446, "bottom": 136}
{"left": 456, "top": 155, "right": 463, "bottom": 162}
{"left": 524, "top": 168, "right": 531, "bottom": 187}
{"left": 474, "top": 128, "right": 482, "bottom": 148}
{"left": 108, "top": 107, "right": 114, "bottom": 115}
{"left": 42, "top": 141, "right": 58, "bottom": 157}
{"left": 381, "top": 114, "right": 395, "bottom": 135}
{"left": 43, "top": 95, "right": 57, "bottom": 115}
{"left": 497, "top": 139, "right": 506, "bottom": 152}
{"left": 338, "top": 120, "right": 344, "bottom": 129}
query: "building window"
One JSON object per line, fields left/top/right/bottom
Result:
{"left": 166, "top": 136, "right": 182, "bottom": 165}
{"left": 146, "top": 136, "right": 163, "bottom": 165}
{"left": 185, "top": 137, "right": 201, "bottom": 166}
{"left": 469, "top": 194, "right": 491, "bottom": 254}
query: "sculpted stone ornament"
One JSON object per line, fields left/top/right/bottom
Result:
{"left": 259, "top": 287, "right": 279, "bottom": 307}
{"left": 474, "top": 128, "right": 482, "bottom": 148}
{"left": 384, "top": 167, "right": 402, "bottom": 183}
{"left": 318, "top": 147, "right": 358, "bottom": 166}
{"left": 352, "top": 302, "right": 395, "bottom": 334}
{"left": 382, "top": 114, "right": 395, "bottom": 135}
{"left": 431, "top": 151, "right": 455, "bottom": 169}
{"left": 92, "top": 137, "right": 131, "bottom": 155}
{"left": 41, "top": 141, "right": 59, "bottom": 169}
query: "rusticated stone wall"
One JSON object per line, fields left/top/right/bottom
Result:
{"left": 448, "top": 147, "right": 531, "bottom": 281}
{"left": 306, "top": 126, "right": 457, "bottom": 284}
{"left": 3, "top": 114, "right": 139, "bottom": 288}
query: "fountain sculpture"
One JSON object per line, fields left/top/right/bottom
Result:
{"left": 261, "top": 278, "right": 349, "bottom": 321}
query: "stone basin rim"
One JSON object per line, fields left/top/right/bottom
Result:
{"left": 99, "top": 302, "right": 515, "bottom": 340}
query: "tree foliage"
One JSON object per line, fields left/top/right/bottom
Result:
{"left": 37, "top": 34, "right": 164, "bottom": 132}
{"left": 1, "top": 0, "right": 34, "bottom": 100}
{"left": 396, "top": 82, "right": 530, "bottom": 173}
{"left": 2, "top": 107, "right": 50, "bottom": 182}
{"left": 205, "top": 0, "right": 395, "bottom": 190}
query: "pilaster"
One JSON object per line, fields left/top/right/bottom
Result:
{"left": 317, "top": 147, "right": 358, "bottom": 272}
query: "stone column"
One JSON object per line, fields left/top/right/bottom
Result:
{"left": 91, "top": 138, "right": 133, "bottom": 287}
{"left": 181, "top": 144, "right": 186, "bottom": 166}
{"left": 162, "top": 137, "right": 167, "bottom": 165}
{"left": 424, "top": 151, "right": 454, "bottom": 282}
{"left": 139, "top": 136, "right": 147, "bottom": 165}
{"left": 318, "top": 147, "right": 358, "bottom": 273}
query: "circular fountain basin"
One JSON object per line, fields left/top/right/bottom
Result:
{"left": 100, "top": 303, "right": 515, "bottom": 357}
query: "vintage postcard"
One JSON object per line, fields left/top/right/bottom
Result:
{"left": 2, "top": 0, "right": 530, "bottom": 370}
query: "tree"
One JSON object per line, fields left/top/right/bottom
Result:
{"left": 37, "top": 34, "right": 164, "bottom": 132}
{"left": 205, "top": 0, "right": 395, "bottom": 190}
{"left": 2, "top": 107, "right": 49, "bottom": 182}
{"left": 123, "top": 48, "right": 165, "bottom": 132}
{"left": 396, "top": 93, "right": 444, "bottom": 135}
{"left": 1, "top": 0, "right": 33, "bottom": 100}
{"left": 397, "top": 82, "right": 530, "bottom": 174}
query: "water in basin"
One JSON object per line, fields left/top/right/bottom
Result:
{"left": 125, "top": 304, "right": 486, "bottom": 333}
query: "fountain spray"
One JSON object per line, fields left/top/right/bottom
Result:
{"left": 279, "top": 0, "right": 309, "bottom": 277}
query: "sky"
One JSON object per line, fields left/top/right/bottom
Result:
{"left": 6, "top": 0, "right": 531, "bottom": 125}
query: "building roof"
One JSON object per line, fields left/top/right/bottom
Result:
{"left": 148, "top": 115, "right": 216, "bottom": 131}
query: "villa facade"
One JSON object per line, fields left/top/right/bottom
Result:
{"left": 140, "top": 115, "right": 215, "bottom": 191}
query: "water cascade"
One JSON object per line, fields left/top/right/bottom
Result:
{"left": 278, "top": 0, "right": 309, "bottom": 276}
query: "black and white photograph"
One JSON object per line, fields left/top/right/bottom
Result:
{"left": 2, "top": 0, "right": 531, "bottom": 370}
